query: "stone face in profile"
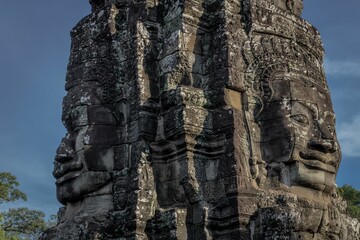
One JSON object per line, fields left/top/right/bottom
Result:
{"left": 42, "top": 0, "right": 359, "bottom": 239}
{"left": 50, "top": 9, "right": 131, "bottom": 223}
{"left": 53, "top": 86, "right": 117, "bottom": 204}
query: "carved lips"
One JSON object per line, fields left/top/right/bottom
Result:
{"left": 298, "top": 137, "right": 339, "bottom": 174}
{"left": 53, "top": 154, "right": 83, "bottom": 184}
{"left": 299, "top": 152, "right": 336, "bottom": 174}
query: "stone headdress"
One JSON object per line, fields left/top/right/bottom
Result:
{"left": 241, "top": 0, "right": 331, "bottom": 184}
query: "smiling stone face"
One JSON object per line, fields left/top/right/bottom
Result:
{"left": 258, "top": 73, "right": 341, "bottom": 193}
{"left": 53, "top": 82, "right": 122, "bottom": 204}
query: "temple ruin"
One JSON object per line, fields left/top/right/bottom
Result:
{"left": 42, "top": 0, "right": 360, "bottom": 239}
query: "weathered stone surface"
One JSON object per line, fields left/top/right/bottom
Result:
{"left": 42, "top": 0, "right": 359, "bottom": 239}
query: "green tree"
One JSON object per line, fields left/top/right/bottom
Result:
{"left": 1, "top": 208, "right": 47, "bottom": 240}
{"left": 0, "top": 172, "right": 26, "bottom": 204}
{"left": 0, "top": 172, "right": 54, "bottom": 239}
{"left": 338, "top": 184, "right": 360, "bottom": 220}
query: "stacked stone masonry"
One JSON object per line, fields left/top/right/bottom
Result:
{"left": 42, "top": 0, "right": 360, "bottom": 239}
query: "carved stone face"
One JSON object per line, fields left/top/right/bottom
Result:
{"left": 53, "top": 83, "right": 119, "bottom": 204}
{"left": 258, "top": 73, "right": 341, "bottom": 193}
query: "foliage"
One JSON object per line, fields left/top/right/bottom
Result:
{"left": 338, "top": 184, "right": 360, "bottom": 220}
{"left": 0, "top": 172, "right": 27, "bottom": 204}
{"left": 1, "top": 208, "right": 47, "bottom": 240}
{"left": 0, "top": 171, "right": 56, "bottom": 239}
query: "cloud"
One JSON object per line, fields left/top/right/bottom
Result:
{"left": 338, "top": 115, "right": 360, "bottom": 157}
{"left": 325, "top": 59, "right": 360, "bottom": 77}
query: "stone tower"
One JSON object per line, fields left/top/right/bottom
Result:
{"left": 42, "top": 0, "right": 360, "bottom": 239}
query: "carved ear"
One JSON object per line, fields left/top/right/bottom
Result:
{"left": 115, "top": 100, "right": 129, "bottom": 126}
{"left": 252, "top": 95, "right": 264, "bottom": 122}
{"left": 245, "top": 91, "right": 264, "bottom": 123}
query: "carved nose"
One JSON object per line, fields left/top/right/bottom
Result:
{"left": 55, "top": 136, "right": 74, "bottom": 163}
{"left": 52, "top": 162, "right": 63, "bottom": 178}
{"left": 55, "top": 153, "right": 73, "bottom": 163}
{"left": 308, "top": 139, "right": 337, "bottom": 153}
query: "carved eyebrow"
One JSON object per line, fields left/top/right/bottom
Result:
{"left": 63, "top": 106, "right": 88, "bottom": 131}
{"left": 294, "top": 101, "right": 336, "bottom": 122}
{"left": 293, "top": 100, "right": 319, "bottom": 119}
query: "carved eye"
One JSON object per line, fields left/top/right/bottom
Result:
{"left": 63, "top": 112, "right": 80, "bottom": 133}
{"left": 291, "top": 114, "right": 309, "bottom": 125}
{"left": 63, "top": 117, "right": 74, "bottom": 133}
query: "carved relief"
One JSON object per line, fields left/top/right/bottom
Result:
{"left": 243, "top": 11, "right": 338, "bottom": 195}
{"left": 43, "top": 1, "right": 359, "bottom": 239}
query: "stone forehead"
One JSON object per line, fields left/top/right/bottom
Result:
{"left": 62, "top": 104, "right": 119, "bottom": 127}
{"left": 289, "top": 79, "right": 331, "bottom": 104}
{"left": 64, "top": 83, "right": 102, "bottom": 107}
{"left": 270, "top": 76, "right": 332, "bottom": 107}
{"left": 63, "top": 81, "right": 126, "bottom": 109}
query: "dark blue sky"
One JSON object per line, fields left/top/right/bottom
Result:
{"left": 0, "top": 1, "right": 359, "bottom": 217}
{"left": 0, "top": 1, "right": 90, "bottom": 215}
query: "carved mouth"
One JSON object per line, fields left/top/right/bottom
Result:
{"left": 56, "top": 171, "right": 82, "bottom": 184}
{"left": 299, "top": 151, "right": 336, "bottom": 174}
{"left": 53, "top": 158, "right": 83, "bottom": 183}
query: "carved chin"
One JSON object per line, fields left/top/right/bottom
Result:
{"left": 56, "top": 171, "right": 112, "bottom": 204}
{"left": 289, "top": 161, "right": 335, "bottom": 193}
